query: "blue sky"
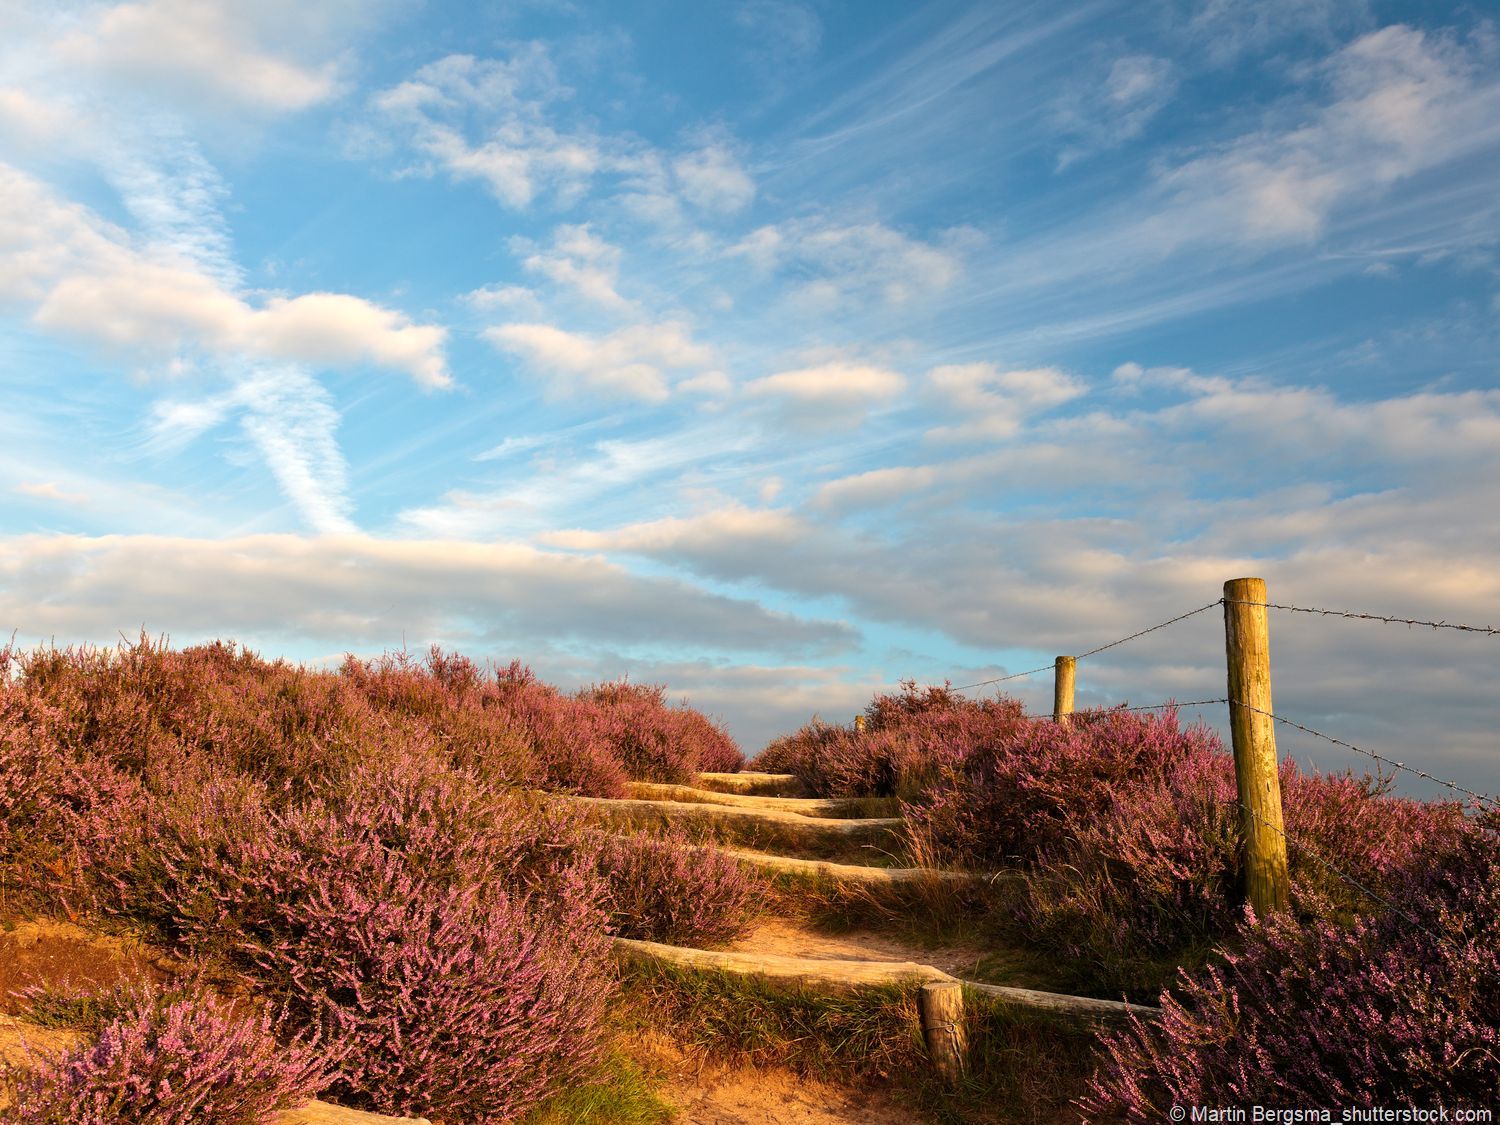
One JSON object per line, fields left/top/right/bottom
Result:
{"left": 2, "top": 0, "right": 1499, "bottom": 797}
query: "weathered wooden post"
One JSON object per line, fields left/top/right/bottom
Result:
{"left": 1223, "top": 577, "right": 1290, "bottom": 916}
{"left": 919, "top": 981, "right": 968, "bottom": 1087}
{"left": 1053, "top": 656, "right": 1076, "bottom": 725}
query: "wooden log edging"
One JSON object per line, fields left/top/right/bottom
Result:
{"left": 624, "top": 781, "right": 891, "bottom": 819}
{"left": 696, "top": 771, "right": 806, "bottom": 797}
{"left": 612, "top": 938, "right": 1158, "bottom": 1022}
{"left": 570, "top": 795, "right": 905, "bottom": 837}
{"left": 708, "top": 845, "right": 1006, "bottom": 888}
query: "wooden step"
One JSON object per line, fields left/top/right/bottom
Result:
{"left": 568, "top": 795, "right": 905, "bottom": 861}
{"left": 697, "top": 771, "right": 806, "bottom": 797}
{"left": 709, "top": 846, "right": 998, "bottom": 888}
{"left": 625, "top": 782, "right": 894, "bottom": 819}
{"left": 612, "top": 938, "right": 1155, "bottom": 1022}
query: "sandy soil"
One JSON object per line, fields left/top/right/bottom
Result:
{"left": 641, "top": 1031, "right": 922, "bottom": 1125}
{"left": 0, "top": 918, "right": 171, "bottom": 1014}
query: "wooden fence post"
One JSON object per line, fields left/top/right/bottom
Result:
{"left": 1223, "top": 577, "right": 1290, "bottom": 916}
{"left": 1053, "top": 656, "right": 1076, "bottom": 725}
{"left": 919, "top": 981, "right": 968, "bottom": 1088}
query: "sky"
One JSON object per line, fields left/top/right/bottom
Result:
{"left": 1, "top": 0, "right": 1498, "bottom": 800}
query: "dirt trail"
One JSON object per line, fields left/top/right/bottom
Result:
{"left": 642, "top": 1032, "right": 921, "bottom": 1125}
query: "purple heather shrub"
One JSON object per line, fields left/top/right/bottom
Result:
{"left": 903, "top": 705, "right": 1215, "bottom": 867}
{"left": 576, "top": 679, "right": 744, "bottom": 782}
{"left": 116, "top": 748, "right": 618, "bottom": 1121}
{"left": 486, "top": 661, "right": 629, "bottom": 796}
{"left": 5, "top": 982, "right": 326, "bottom": 1124}
{"left": 752, "top": 683, "right": 1025, "bottom": 799}
{"left": 1082, "top": 824, "right": 1500, "bottom": 1116}
{"left": 595, "top": 829, "right": 761, "bottom": 945}
{"left": 0, "top": 692, "right": 148, "bottom": 917}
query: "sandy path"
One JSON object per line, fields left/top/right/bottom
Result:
{"left": 641, "top": 1031, "right": 922, "bottom": 1125}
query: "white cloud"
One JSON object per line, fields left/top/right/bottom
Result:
{"left": 1182, "top": 0, "right": 1369, "bottom": 68}
{"left": 0, "top": 87, "right": 86, "bottom": 144}
{"left": 728, "top": 218, "right": 962, "bottom": 307}
{"left": 517, "top": 224, "right": 634, "bottom": 311}
{"left": 484, "top": 320, "right": 714, "bottom": 402}
{"left": 371, "top": 50, "right": 603, "bottom": 209}
{"left": 0, "top": 533, "right": 858, "bottom": 657}
{"left": 0, "top": 164, "right": 450, "bottom": 388}
{"left": 926, "top": 363, "right": 1086, "bottom": 441}
{"left": 254, "top": 294, "right": 450, "bottom": 391}
{"left": 147, "top": 366, "right": 355, "bottom": 534}
{"left": 673, "top": 145, "right": 756, "bottom": 213}
{"left": 1054, "top": 54, "right": 1177, "bottom": 169}
{"left": 56, "top": 0, "right": 344, "bottom": 113}
{"left": 546, "top": 502, "right": 805, "bottom": 555}
{"left": 13, "top": 480, "right": 90, "bottom": 507}
{"left": 746, "top": 362, "right": 907, "bottom": 409}
{"left": 812, "top": 465, "right": 940, "bottom": 511}
{"left": 678, "top": 370, "right": 732, "bottom": 396}
{"left": 464, "top": 284, "right": 542, "bottom": 315}
{"left": 1159, "top": 25, "right": 1499, "bottom": 245}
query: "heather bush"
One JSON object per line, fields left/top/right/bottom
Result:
{"left": 1082, "top": 823, "right": 1500, "bottom": 1115}
{"left": 0, "top": 693, "right": 148, "bottom": 917}
{"left": 595, "top": 829, "right": 761, "bottom": 945}
{"left": 752, "top": 683, "right": 1024, "bottom": 800}
{"left": 577, "top": 679, "right": 743, "bottom": 782}
{"left": 4, "top": 982, "right": 326, "bottom": 1124}
{"left": 902, "top": 705, "right": 1215, "bottom": 867}
{"left": 108, "top": 749, "right": 618, "bottom": 1121}
{"left": 990, "top": 713, "right": 1475, "bottom": 993}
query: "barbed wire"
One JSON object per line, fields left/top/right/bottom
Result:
{"left": 1233, "top": 799, "right": 1447, "bottom": 945}
{"left": 951, "top": 663, "right": 1055, "bottom": 691}
{"left": 1011, "top": 699, "right": 1230, "bottom": 723}
{"left": 1224, "top": 599, "right": 1499, "bottom": 637}
{"left": 950, "top": 599, "right": 1225, "bottom": 692}
{"left": 1228, "top": 699, "right": 1499, "bottom": 811}
{"left": 1075, "top": 599, "right": 1225, "bottom": 660}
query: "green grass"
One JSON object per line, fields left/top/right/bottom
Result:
{"left": 525, "top": 1048, "right": 676, "bottom": 1125}
{"left": 617, "top": 959, "right": 1107, "bottom": 1124}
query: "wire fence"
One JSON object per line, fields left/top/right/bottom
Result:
{"left": 917, "top": 587, "right": 1500, "bottom": 929}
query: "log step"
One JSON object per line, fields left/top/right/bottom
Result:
{"left": 612, "top": 938, "right": 1155, "bottom": 1022}
{"left": 697, "top": 771, "right": 806, "bottom": 797}
{"left": 570, "top": 795, "right": 905, "bottom": 860}
{"left": 625, "top": 782, "right": 893, "bottom": 819}
{"left": 711, "top": 846, "right": 999, "bottom": 888}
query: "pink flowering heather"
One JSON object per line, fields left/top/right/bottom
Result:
{"left": 5, "top": 983, "right": 326, "bottom": 1124}
{"left": 595, "top": 828, "right": 761, "bottom": 945}
{"left": 1082, "top": 824, "right": 1500, "bottom": 1116}
{"left": 108, "top": 749, "right": 618, "bottom": 1122}
{"left": 0, "top": 690, "right": 148, "bottom": 917}
{"left": 577, "top": 679, "right": 744, "bottom": 783}
{"left": 753, "top": 682, "right": 1025, "bottom": 799}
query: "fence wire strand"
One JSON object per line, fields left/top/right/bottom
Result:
{"left": 1224, "top": 599, "right": 1500, "bottom": 637}
{"left": 951, "top": 599, "right": 1224, "bottom": 692}
{"left": 1233, "top": 799, "right": 1447, "bottom": 945}
{"left": 1228, "top": 699, "right": 1499, "bottom": 811}
{"left": 1075, "top": 599, "right": 1225, "bottom": 659}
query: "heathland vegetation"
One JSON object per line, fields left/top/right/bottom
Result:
{"left": 0, "top": 640, "right": 1494, "bottom": 1121}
